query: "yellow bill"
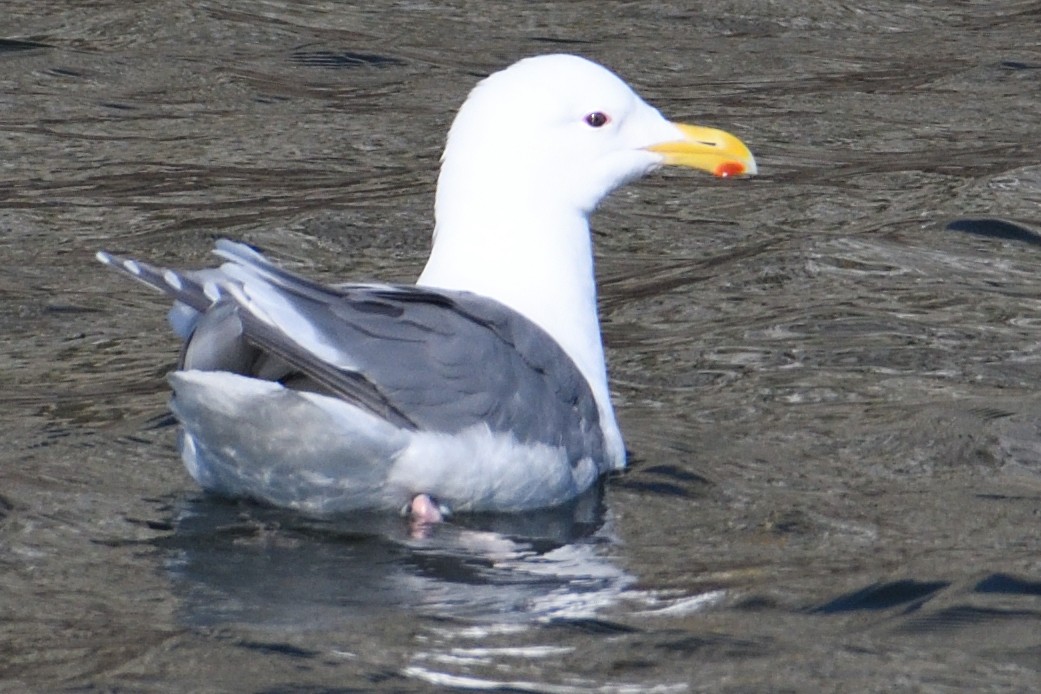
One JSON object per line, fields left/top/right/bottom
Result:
{"left": 646, "top": 123, "right": 757, "bottom": 178}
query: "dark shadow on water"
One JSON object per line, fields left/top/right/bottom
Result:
{"left": 974, "top": 573, "right": 1041, "bottom": 596}
{"left": 808, "top": 579, "right": 950, "bottom": 614}
{"left": 152, "top": 483, "right": 634, "bottom": 630}
{"left": 1000, "top": 61, "right": 1041, "bottom": 71}
{"left": 946, "top": 218, "right": 1041, "bottom": 247}
{"left": 0, "top": 37, "right": 51, "bottom": 52}
{"left": 807, "top": 574, "right": 1041, "bottom": 639}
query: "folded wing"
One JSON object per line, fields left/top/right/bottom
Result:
{"left": 96, "top": 242, "right": 606, "bottom": 469}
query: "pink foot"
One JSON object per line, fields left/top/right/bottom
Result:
{"left": 408, "top": 494, "right": 445, "bottom": 523}
{"left": 406, "top": 494, "right": 447, "bottom": 538}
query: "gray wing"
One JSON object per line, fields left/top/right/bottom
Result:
{"left": 96, "top": 242, "right": 605, "bottom": 466}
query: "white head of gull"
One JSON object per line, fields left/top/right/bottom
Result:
{"left": 96, "top": 54, "right": 756, "bottom": 522}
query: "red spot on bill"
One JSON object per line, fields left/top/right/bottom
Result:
{"left": 714, "top": 161, "right": 746, "bottom": 178}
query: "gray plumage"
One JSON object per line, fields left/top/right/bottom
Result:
{"left": 97, "top": 241, "right": 606, "bottom": 494}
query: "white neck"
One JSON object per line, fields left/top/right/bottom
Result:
{"left": 416, "top": 186, "right": 624, "bottom": 467}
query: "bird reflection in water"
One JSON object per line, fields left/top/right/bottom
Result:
{"left": 151, "top": 481, "right": 637, "bottom": 630}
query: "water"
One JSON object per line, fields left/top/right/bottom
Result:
{"left": 3, "top": 1, "right": 1041, "bottom": 690}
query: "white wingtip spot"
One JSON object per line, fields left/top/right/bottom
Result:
{"left": 122, "top": 259, "right": 141, "bottom": 275}
{"left": 163, "top": 270, "right": 184, "bottom": 291}
{"left": 95, "top": 251, "right": 113, "bottom": 265}
{"left": 203, "top": 281, "right": 221, "bottom": 302}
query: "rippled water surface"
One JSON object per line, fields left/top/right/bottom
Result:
{"left": 4, "top": 1, "right": 1041, "bottom": 691}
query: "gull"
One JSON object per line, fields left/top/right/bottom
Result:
{"left": 97, "top": 54, "right": 756, "bottom": 522}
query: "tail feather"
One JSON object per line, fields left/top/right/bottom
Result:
{"left": 97, "top": 249, "right": 248, "bottom": 339}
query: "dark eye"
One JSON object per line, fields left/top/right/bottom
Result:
{"left": 584, "top": 111, "right": 610, "bottom": 128}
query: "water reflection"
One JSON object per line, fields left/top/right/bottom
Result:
{"left": 154, "top": 484, "right": 638, "bottom": 630}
